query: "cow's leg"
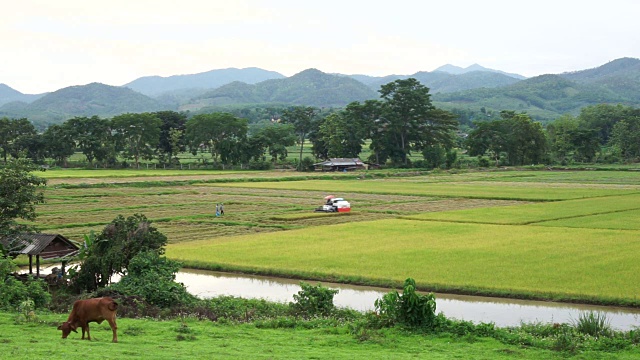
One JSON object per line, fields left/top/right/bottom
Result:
{"left": 81, "top": 325, "right": 86, "bottom": 339}
{"left": 107, "top": 316, "right": 118, "bottom": 343}
{"left": 85, "top": 324, "right": 91, "bottom": 340}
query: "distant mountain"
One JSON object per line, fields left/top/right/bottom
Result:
{"left": 433, "top": 68, "right": 638, "bottom": 121}
{"left": 0, "top": 84, "right": 45, "bottom": 107}
{"left": 559, "top": 57, "right": 640, "bottom": 99}
{"left": 123, "top": 67, "right": 285, "bottom": 97}
{"left": 433, "top": 63, "right": 526, "bottom": 80}
{"left": 189, "top": 69, "right": 378, "bottom": 109}
{"left": 0, "top": 82, "right": 164, "bottom": 125}
{"left": 344, "top": 70, "right": 520, "bottom": 95}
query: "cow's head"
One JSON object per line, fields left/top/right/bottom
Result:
{"left": 57, "top": 322, "right": 78, "bottom": 338}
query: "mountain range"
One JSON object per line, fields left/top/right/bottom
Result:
{"left": 1, "top": 58, "right": 639, "bottom": 127}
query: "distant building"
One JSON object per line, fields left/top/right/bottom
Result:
{"left": 313, "top": 158, "right": 366, "bottom": 171}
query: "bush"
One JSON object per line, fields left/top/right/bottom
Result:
{"left": 373, "top": 278, "right": 437, "bottom": 329}
{"left": 300, "top": 156, "right": 316, "bottom": 172}
{"left": 573, "top": 311, "right": 612, "bottom": 338}
{"left": 110, "top": 251, "right": 195, "bottom": 308}
{"left": 0, "top": 257, "right": 51, "bottom": 310}
{"left": 290, "top": 282, "right": 338, "bottom": 317}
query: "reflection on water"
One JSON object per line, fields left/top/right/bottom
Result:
{"left": 176, "top": 269, "right": 640, "bottom": 331}
{"left": 22, "top": 264, "right": 640, "bottom": 330}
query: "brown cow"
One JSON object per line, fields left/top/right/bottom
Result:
{"left": 57, "top": 297, "right": 118, "bottom": 343}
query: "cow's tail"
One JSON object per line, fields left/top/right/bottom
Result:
{"left": 108, "top": 300, "right": 118, "bottom": 312}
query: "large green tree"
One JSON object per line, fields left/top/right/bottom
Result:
{"left": 154, "top": 111, "right": 187, "bottom": 164}
{"left": 546, "top": 115, "right": 600, "bottom": 163}
{"left": 185, "top": 112, "right": 248, "bottom": 164}
{"left": 42, "top": 124, "right": 76, "bottom": 167}
{"left": 376, "top": 79, "right": 457, "bottom": 165}
{"left": 281, "top": 106, "right": 319, "bottom": 170}
{"left": 466, "top": 112, "right": 547, "bottom": 166}
{"left": 0, "top": 118, "right": 37, "bottom": 164}
{"left": 0, "top": 159, "right": 46, "bottom": 253}
{"left": 64, "top": 116, "right": 113, "bottom": 165}
{"left": 251, "top": 123, "right": 297, "bottom": 163}
{"left": 609, "top": 118, "right": 640, "bottom": 161}
{"left": 111, "top": 113, "right": 162, "bottom": 168}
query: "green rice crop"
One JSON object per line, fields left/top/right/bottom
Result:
{"left": 166, "top": 219, "right": 640, "bottom": 303}
{"left": 403, "top": 194, "right": 640, "bottom": 225}
{"left": 535, "top": 209, "right": 640, "bottom": 230}
{"left": 215, "top": 180, "right": 639, "bottom": 201}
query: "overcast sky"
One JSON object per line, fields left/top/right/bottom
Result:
{"left": 2, "top": 0, "right": 639, "bottom": 94}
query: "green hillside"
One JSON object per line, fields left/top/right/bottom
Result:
{"left": 191, "top": 69, "right": 378, "bottom": 108}
{"left": 0, "top": 83, "right": 165, "bottom": 126}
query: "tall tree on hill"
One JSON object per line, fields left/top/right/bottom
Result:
{"left": 375, "top": 79, "right": 457, "bottom": 165}
{"left": 281, "top": 106, "right": 318, "bottom": 171}
{"left": 112, "top": 113, "right": 162, "bottom": 168}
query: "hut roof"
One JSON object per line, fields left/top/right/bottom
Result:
{"left": 313, "top": 158, "right": 364, "bottom": 167}
{"left": 0, "top": 233, "right": 80, "bottom": 260}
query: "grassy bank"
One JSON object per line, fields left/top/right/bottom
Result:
{"left": 3, "top": 310, "right": 639, "bottom": 359}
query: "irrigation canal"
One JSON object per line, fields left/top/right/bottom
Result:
{"left": 176, "top": 269, "right": 640, "bottom": 331}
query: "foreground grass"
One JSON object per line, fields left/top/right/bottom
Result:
{"left": 167, "top": 219, "right": 640, "bottom": 305}
{"left": 213, "top": 179, "right": 639, "bottom": 201}
{"left": 3, "top": 311, "right": 637, "bottom": 360}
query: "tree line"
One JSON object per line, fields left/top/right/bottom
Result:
{"left": 0, "top": 79, "right": 459, "bottom": 170}
{"left": 1, "top": 79, "right": 639, "bottom": 170}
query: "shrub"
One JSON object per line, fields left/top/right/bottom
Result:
{"left": 573, "top": 311, "right": 612, "bottom": 338}
{"left": 290, "top": 282, "right": 338, "bottom": 317}
{"left": 374, "top": 278, "right": 437, "bottom": 329}
{"left": 0, "top": 257, "right": 50, "bottom": 310}
{"left": 110, "top": 251, "right": 196, "bottom": 308}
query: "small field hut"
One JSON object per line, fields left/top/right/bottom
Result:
{"left": 1, "top": 233, "right": 79, "bottom": 278}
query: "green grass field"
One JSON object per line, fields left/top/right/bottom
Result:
{"left": 535, "top": 209, "right": 640, "bottom": 230}
{"left": 3, "top": 311, "right": 610, "bottom": 360}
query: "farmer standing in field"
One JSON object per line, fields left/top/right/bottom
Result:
{"left": 215, "top": 203, "right": 220, "bottom": 217}
{"left": 220, "top": 203, "right": 224, "bottom": 216}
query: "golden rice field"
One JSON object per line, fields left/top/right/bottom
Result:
{"left": 34, "top": 168, "right": 640, "bottom": 305}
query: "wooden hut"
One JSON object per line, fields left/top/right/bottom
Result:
{"left": 1, "top": 233, "right": 79, "bottom": 278}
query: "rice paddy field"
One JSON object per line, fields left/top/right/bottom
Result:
{"left": 34, "top": 167, "right": 640, "bottom": 306}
